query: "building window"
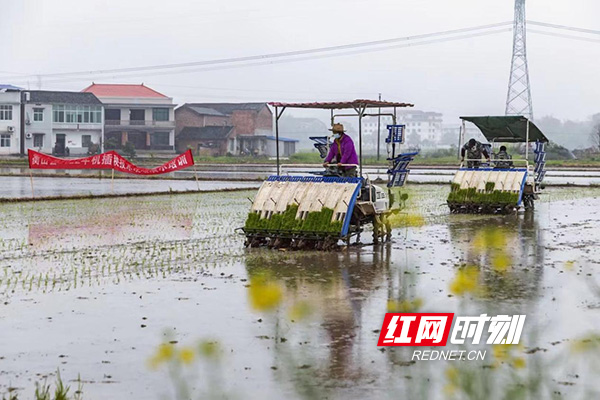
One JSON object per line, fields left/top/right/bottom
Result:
{"left": 53, "top": 105, "right": 102, "bottom": 124}
{"left": 153, "top": 108, "right": 169, "bottom": 121}
{"left": 33, "top": 108, "right": 44, "bottom": 122}
{"left": 0, "top": 105, "right": 12, "bottom": 120}
{"left": 66, "top": 105, "right": 76, "bottom": 123}
{"left": 151, "top": 132, "right": 170, "bottom": 146}
{"left": 82, "top": 135, "right": 92, "bottom": 148}
{"left": 0, "top": 134, "right": 10, "bottom": 147}
{"left": 33, "top": 134, "right": 44, "bottom": 147}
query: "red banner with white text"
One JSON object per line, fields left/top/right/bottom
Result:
{"left": 28, "top": 149, "right": 195, "bottom": 175}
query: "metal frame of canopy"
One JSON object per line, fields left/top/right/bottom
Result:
{"left": 268, "top": 99, "right": 414, "bottom": 176}
{"left": 459, "top": 115, "right": 549, "bottom": 163}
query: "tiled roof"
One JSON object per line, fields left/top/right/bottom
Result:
{"left": 178, "top": 126, "right": 234, "bottom": 140}
{"left": 187, "top": 106, "right": 227, "bottom": 117}
{"left": 185, "top": 103, "right": 268, "bottom": 115}
{"left": 0, "top": 84, "right": 23, "bottom": 91}
{"left": 82, "top": 83, "right": 168, "bottom": 98}
{"left": 28, "top": 90, "right": 102, "bottom": 105}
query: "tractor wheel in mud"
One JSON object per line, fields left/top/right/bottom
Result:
{"left": 272, "top": 238, "right": 282, "bottom": 248}
{"left": 322, "top": 237, "right": 337, "bottom": 251}
{"left": 248, "top": 237, "right": 262, "bottom": 248}
{"left": 272, "top": 238, "right": 291, "bottom": 249}
{"left": 523, "top": 195, "right": 535, "bottom": 211}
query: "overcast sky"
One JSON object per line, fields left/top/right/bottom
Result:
{"left": 1, "top": 0, "right": 598, "bottom": 124}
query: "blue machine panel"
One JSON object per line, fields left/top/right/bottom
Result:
{"left": 386, "top": 125, "right": 405, "bottom": 144}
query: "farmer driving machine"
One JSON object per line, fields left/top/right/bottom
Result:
{"left": 448, "top": 116, "right": 549, "bottom": 214}
{"left": 242, "top": 99, "right": 419, "bottom": 249}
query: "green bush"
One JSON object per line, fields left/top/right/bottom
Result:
{"left": 122, "top": 141, "right": 136, "bottom": 159}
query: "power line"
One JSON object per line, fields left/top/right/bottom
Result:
{"left": 9, "top": 28, "right": 512, "bottom": 85}
{"left": 146, "top": 82, "right": 375, "bottom": 96}
{"left": 528, "top": 20, "right": 600, "bottom": 36}
{"left": 1, "top": 21, "right": 513, "bottom": 82}
{"left": 529, "top": 29, "right": 600, "bottom": 44}
{"left": 3, "top": 20, "right": 597, "bottom": 86}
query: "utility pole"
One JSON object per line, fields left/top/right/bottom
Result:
{"left": 377, "top": 93, "right": 381, "bottom": 161}
{"left": 20, "top": 91, "right": 26, "bottom": 157}
{"left": 505, "top": 0, "right": 533, "bottom": 120}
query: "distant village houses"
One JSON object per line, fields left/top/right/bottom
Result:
{"left": 1, "top": 83, "right": 303, "bottom": 158}
{"left": 0, "top": 85, "right": 23, "bottom": 155}
{"left": 0, "top": 84, "right": 104, "bottom": 156}
{"left": 175, "top": 103, "right": 297, "bottom": 157}
{"left": 82, "top": 83, "right": 176, "bottom": 154}
{"left": 25, "top": 90, "right": 104, "bottom": 156}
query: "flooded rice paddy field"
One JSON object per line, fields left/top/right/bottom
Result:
{"left": 0, "top": 176, "right": 260, "bottom": 199}
{"left": 1, "top": 185, "right": 599, "bottom": 399}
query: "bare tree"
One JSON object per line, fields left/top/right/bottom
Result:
{"left": 591, "top": 123, "right": 600, "bottom": 151}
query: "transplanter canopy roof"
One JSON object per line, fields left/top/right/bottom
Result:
{"left": 268, "top": 99, "right": 414, "bottom": 110}
{"left": 461, "top": 116, "right": 549, "bottom": 143}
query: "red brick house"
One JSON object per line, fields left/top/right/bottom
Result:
{"left": 175, "top": 103, "right": 296, "bottom": 156}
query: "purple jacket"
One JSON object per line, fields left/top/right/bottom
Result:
{"left": 324, "top": 134, "right": 359, "bottom": 169}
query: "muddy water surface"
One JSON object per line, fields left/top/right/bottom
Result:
{"left": 1, "top": 186, "right": 599, "bottom": 399}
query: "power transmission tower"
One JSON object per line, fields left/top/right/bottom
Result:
{"left": 505, "top": 0, "right": 533, "bottom": 120}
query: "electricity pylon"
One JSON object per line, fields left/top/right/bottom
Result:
{"left": 505, "top": 0, "right": 533, "bottom": 120}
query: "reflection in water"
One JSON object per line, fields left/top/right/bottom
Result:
{"left": 447, "top": 212, "right": 545, "bottom": 302}
{"left": 245, "top": 247, "right": 391, "bottom": 397}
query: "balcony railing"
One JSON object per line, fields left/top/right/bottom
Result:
{"left": 105, "top": 120, "right": 175, "bottom": 128}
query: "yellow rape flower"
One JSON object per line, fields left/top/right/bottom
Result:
{"left": 148, "top": 343, "right": 175, "bottom": 369}
{"left": 387, "top": 213, "right": 425, "bottom": 229}
{"left": 571, "top": 334, "right": 600, "bottom": 354}
{"left": 178, "top": 347, "right": 195, "bottom": 365}
{"left": 473, "top": 228, "right": 507, "bottom": 251}
{"left": 492, "top": 344, "right": 510, "bottom": 362}
{"left": 387, "top": 298, "right": 424, "bottom": 313}
{"left": 198, "top": 340, "right": 221, "bottom": 360}
{"left": 288, "top": 301, "right": 313, "bottom": 321}
{"left": 248, "top": 274, "right": 283, "bottom": 312}
{"left": 564, "top": 260, "right": 575, "bottom": 271}
{"left": 443, "top": 383, "right": 457, "bottom": 397}
{"left": 512, "top": 357, "right": 526, "bottom": 369}
{"left": 449, "top": 266, "right": 480, "bottom": 296}
{"left": 491, "top": 252, "right": 511, "bottom": 272}
{"left": 445, "top": 366, "right": 459, "bottom": 384}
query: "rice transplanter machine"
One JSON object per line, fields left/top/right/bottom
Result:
{"left": 242, "top": 99, "right": 419, "bottom": 249}
{"left": 448, "top": 116, "right": 549, "bottom": 213}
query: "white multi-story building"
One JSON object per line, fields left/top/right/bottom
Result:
{"left": 0, "top": 85, "right": 23, "bottom": 155}
{"left": 82, "top": 83, "right": 176, "bottom": 154}
{"left": 362, "top": 110, "right": 444, "bottom": 150}
{"left": 24, "top": 90, "right": 104, "bottom": 156}
{"left": 442, "top": 124, "right": 486, "bottom": 147}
